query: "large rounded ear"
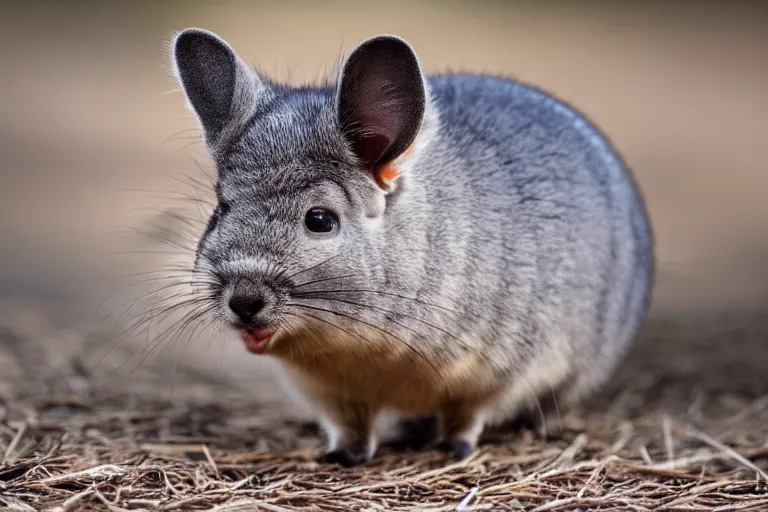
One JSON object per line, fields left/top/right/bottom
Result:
{"left": 337, "top": 35, "right": 426, "bottom": 188}
{"left": 172, "top": 28, "right": 265, "bottom": 156}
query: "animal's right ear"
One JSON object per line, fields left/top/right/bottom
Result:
{"left": 172, "top": 28, "right": 265, "bottom": 156}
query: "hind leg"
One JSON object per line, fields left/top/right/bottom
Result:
{"left": 436, "top": 400, "right": 486, "bottom": 459}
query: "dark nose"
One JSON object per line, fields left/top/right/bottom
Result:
{"left": 228, "top": 280, "right": 266, "bottom": 323}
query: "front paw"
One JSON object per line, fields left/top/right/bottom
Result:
{"left": 436, "top": 439, "right": 474, "bottom": 460}
{"left": 316, "top": 448, "right": 362, "bottom": 468}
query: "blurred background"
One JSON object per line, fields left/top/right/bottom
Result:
{"left": 0, "top": 0, "right": 767, "bottom": 404}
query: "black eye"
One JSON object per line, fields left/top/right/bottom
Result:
{"left": 304, "top": 208, "right": 339, "bottom": 234}
{"left": 215, "top": 202, "right": 230, "bottom": 217}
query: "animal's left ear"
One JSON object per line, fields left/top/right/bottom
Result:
{"left": 337, "top": 35, "right": 426, "bottom": 190}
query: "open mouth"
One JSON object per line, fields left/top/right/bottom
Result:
{"left": 239, "top": 327, "right": 277, "bottom": 354}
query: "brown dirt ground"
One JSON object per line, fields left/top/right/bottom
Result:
{"left": 2, "top": 305, "right": 768, "bottom": 511}
{"left": 1, "top": 1, "right": 768, "bottom": 510}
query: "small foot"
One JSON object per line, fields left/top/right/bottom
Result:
{"left": 316, "top": 448, "right": 361, "bottom": 468}
{"left": 436, "top": 439, "right": 474, "bottom": 460}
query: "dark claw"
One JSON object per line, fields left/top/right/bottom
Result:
{"left": 436, "top": 439, "right": 473, "bottom": 460}
{"left": 316, "top": 448, "right": 360, "bottom": 468}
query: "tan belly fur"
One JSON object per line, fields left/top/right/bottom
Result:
{"left": 269, "top": 318, "right": 498, "bottom": 415}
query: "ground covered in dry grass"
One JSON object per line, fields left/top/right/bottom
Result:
{"left": 1, "top": 305, "right": 768, "bottom": 511}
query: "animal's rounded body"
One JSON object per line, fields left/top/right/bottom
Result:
{"left": 171, "top": 30, "right": 653, "bottom": 466}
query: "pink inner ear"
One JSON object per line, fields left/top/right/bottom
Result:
{"left": 350, "top": 132, "right": 391, "bottom": 169}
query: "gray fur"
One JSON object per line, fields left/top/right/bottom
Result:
{"left": 171, "top": 28, "right": 654, "bottom": 464}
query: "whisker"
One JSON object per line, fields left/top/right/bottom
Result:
{"left": 103, "top": 279, "right": 210, "bottom": 315}
{"left": 283, "top": 310, "right": 372, "bottom": 347}
{"left": 216, "top": 323, "right": 229, "bottom": 378}
{"left": 291, "top": 293, "right": 480, "bottom": 357}
{"left": 204, "top": 318, "right": 225, "bottom": 355}
{"left": 175, "top": 139, "right": 204, "bottom": 154}
{"left": 182, "top": 168, "right": 215, "bottom": 190}
{"left": 167, "top": 311, "right": 213, "bottom": 400}
{"left": 163, "top": 116, "right": 196, "bottom": 125}
{"left": 130, "top": 300, "right": 214, "bottom": 368}
{"left": 148, "top": 195, "right": 213, "bottom": 207}
{"left": 293, "top": 288, "right": 462, "bottom": 316}
{"left": 294, "top": 297, "right": 430, "bottom": 346}
{"left": 160, "top": 129, "right": 201, "bottom": 147}
{"left": 168, "top": 333, "right": 195, "bottom": 400}
{"left": 287, "top": 302, "right": 439, "bottom": 374}
{"left": 98, "top": 274, "right": 215, "bottom": 308}
{"left": 107, "top": 290, "right": 209, "bottom": 372}
{"left": 120, "top": 189, "right": 214, "bottom": 206}
{"left": 188, "top": 156, "right": 215, "bottom": 183}
{"left": 147, "top": 172, "right": 212, "bottom": 198}
{"left": 145, "top": 287, "right": 160, "bottom": 350}
{"left": 90, "top": 297, "right": 140, "bottom": 370}
{"left": 106, "top": 228, "right": 197, "bottom": 254}
{"left": 113, "top": 295, "right": 212, "bottom": 347}
{"left": 124, "top": 206, "right": 206, "bottom": 227}
{"left": 118, "top": 267, "right": 208, "bottom": 280}
{"left": 292, "top": 273, "right": 359, "bottom": 290}
{"left": 122, "top": 305, "right": 205, "bottom": 377}
{"left": 99, "top": 250, "right": 193, "bottom": 258}
{"left": 520, "top": 376, "right": 548, "bottom": 439}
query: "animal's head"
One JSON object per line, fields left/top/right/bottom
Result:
{"left": 171, "top": 29, "right": 436, "bottom": 351}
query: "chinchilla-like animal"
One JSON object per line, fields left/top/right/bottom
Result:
{"left": 171, "top": 29, "right": 653, "bottom": 467}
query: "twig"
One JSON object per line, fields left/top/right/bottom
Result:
{"left": 39, "top": 464, "right": 126, "bottom": 484}
{"left": 456, "top": 487, "right": 479, "bottom": 511}
{"left": 610, "top": 421, "right": 633, "bottom": 454}
{"left": 687, "top": 427, "right": 768, "bottom": 482}
{"left": 548, "top": 433, "right": 588, "bottom": 469}
{"left": 201, "top": 444, "right": 219, "bottom": 477}
{"left": 2, "top": 422, "right": 27, "bottom": 464}
{"left": 662, "top": 416, "right": 675, "bottom": 462}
